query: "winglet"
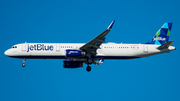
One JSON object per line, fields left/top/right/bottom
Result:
{"left": 107, "top": 20, "right": 115, "bottom": 30}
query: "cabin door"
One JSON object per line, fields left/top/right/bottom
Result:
{"left": 22, "top": 43, "right": 26, "bottom": 51}
{"left": 143, "top": 45, "right": 148, "bottom": 53}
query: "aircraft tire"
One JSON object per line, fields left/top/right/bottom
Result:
{"left": 86, "top": 66, "right": 91, "bottom": 72}
{"left": 22, "top": 63, "right": 25, "bottom": 67}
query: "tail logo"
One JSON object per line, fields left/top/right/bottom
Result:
{"left": 153, "top": 37, "right": 166, "bottom": 41}
{"left": 146, "top": 22, "right": 172, "bottom": 45}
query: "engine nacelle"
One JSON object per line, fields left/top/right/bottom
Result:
{"left": 63, "top": 60, "right": 83, "bottom": 68}
{"left": 65, "top": 49, "right": 85, "bottom": 57}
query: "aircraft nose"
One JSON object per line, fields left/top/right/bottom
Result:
{"left": 4, "top": 50, "right": 10, "bottom": 56}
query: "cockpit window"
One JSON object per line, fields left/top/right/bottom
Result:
{"left": 12, "top": 46, "right": 17, "bottom": 48}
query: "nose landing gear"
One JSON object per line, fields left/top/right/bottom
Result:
{"left": 22, "top": 58, "right": 26, "bottom": 67}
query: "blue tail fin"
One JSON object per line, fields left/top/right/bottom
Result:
{"left": 146, "top": 23, "right": 173, "bottom": 45}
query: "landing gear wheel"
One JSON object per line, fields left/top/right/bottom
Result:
{"left": 22, "top": 63, "right": 25, "bottom": 67}
{"left": 86, "top": 66, "right": 91, "bottom": 72}
{"left": 22, "top": 58, "right": 26, "bottom": 67}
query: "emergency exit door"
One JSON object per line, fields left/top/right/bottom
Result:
{"left": 56, "top": 44, "right": 60, "bottom": 52}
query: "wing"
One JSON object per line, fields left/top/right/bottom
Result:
{"left": 80, "top": 20, "right": 115, "bottom": 57}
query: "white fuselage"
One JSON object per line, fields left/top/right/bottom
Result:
{"left": 4, "top": 42, "right": 176, "bottom": 60}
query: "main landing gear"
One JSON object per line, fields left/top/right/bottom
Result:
{"left": 86, "top": 65, "right": 91, "bottom": 72}
{"left": 22, "top": 58, "right": 26, "bottom": 67}
{"left": 86, "top": 58, "right": 93, "bottom": 72}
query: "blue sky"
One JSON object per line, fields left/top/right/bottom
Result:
{"left": 0, "top": 0, "right": 180, "bottom": 101}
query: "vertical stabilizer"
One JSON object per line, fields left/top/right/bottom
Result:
{"left": 146, "top": 23, "right": 173, "bottom": 45}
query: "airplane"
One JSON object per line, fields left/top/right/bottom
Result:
{"left": 4, "top": 21, "right": 176, "bottom": 72}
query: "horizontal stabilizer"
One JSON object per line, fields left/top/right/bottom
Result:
{"left": 157, "top": 41, "right": 174, "bottom": 50}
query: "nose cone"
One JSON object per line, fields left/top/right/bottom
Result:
{"left": 4, "top": 50, "right": 8, "bottom": 56}
{"left": 4, "top": 49, "right": 10, "bottom": 56}
{"left": 4, "top": 49, "right": 17, "bottom": 57}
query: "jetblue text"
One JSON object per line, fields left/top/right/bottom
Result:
{"left": 27, "top": 44, "right": 53, "bottom": 52}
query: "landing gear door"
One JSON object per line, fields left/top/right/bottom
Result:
{"left": 143, "top": 45, "right": 148, "bottom": 53}
{"left": 22, "top": 43, "right": 26, "bottom": 51}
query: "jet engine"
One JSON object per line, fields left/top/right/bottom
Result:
{"left": 65, "top": 49, "right": 85, "bottom": 57}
